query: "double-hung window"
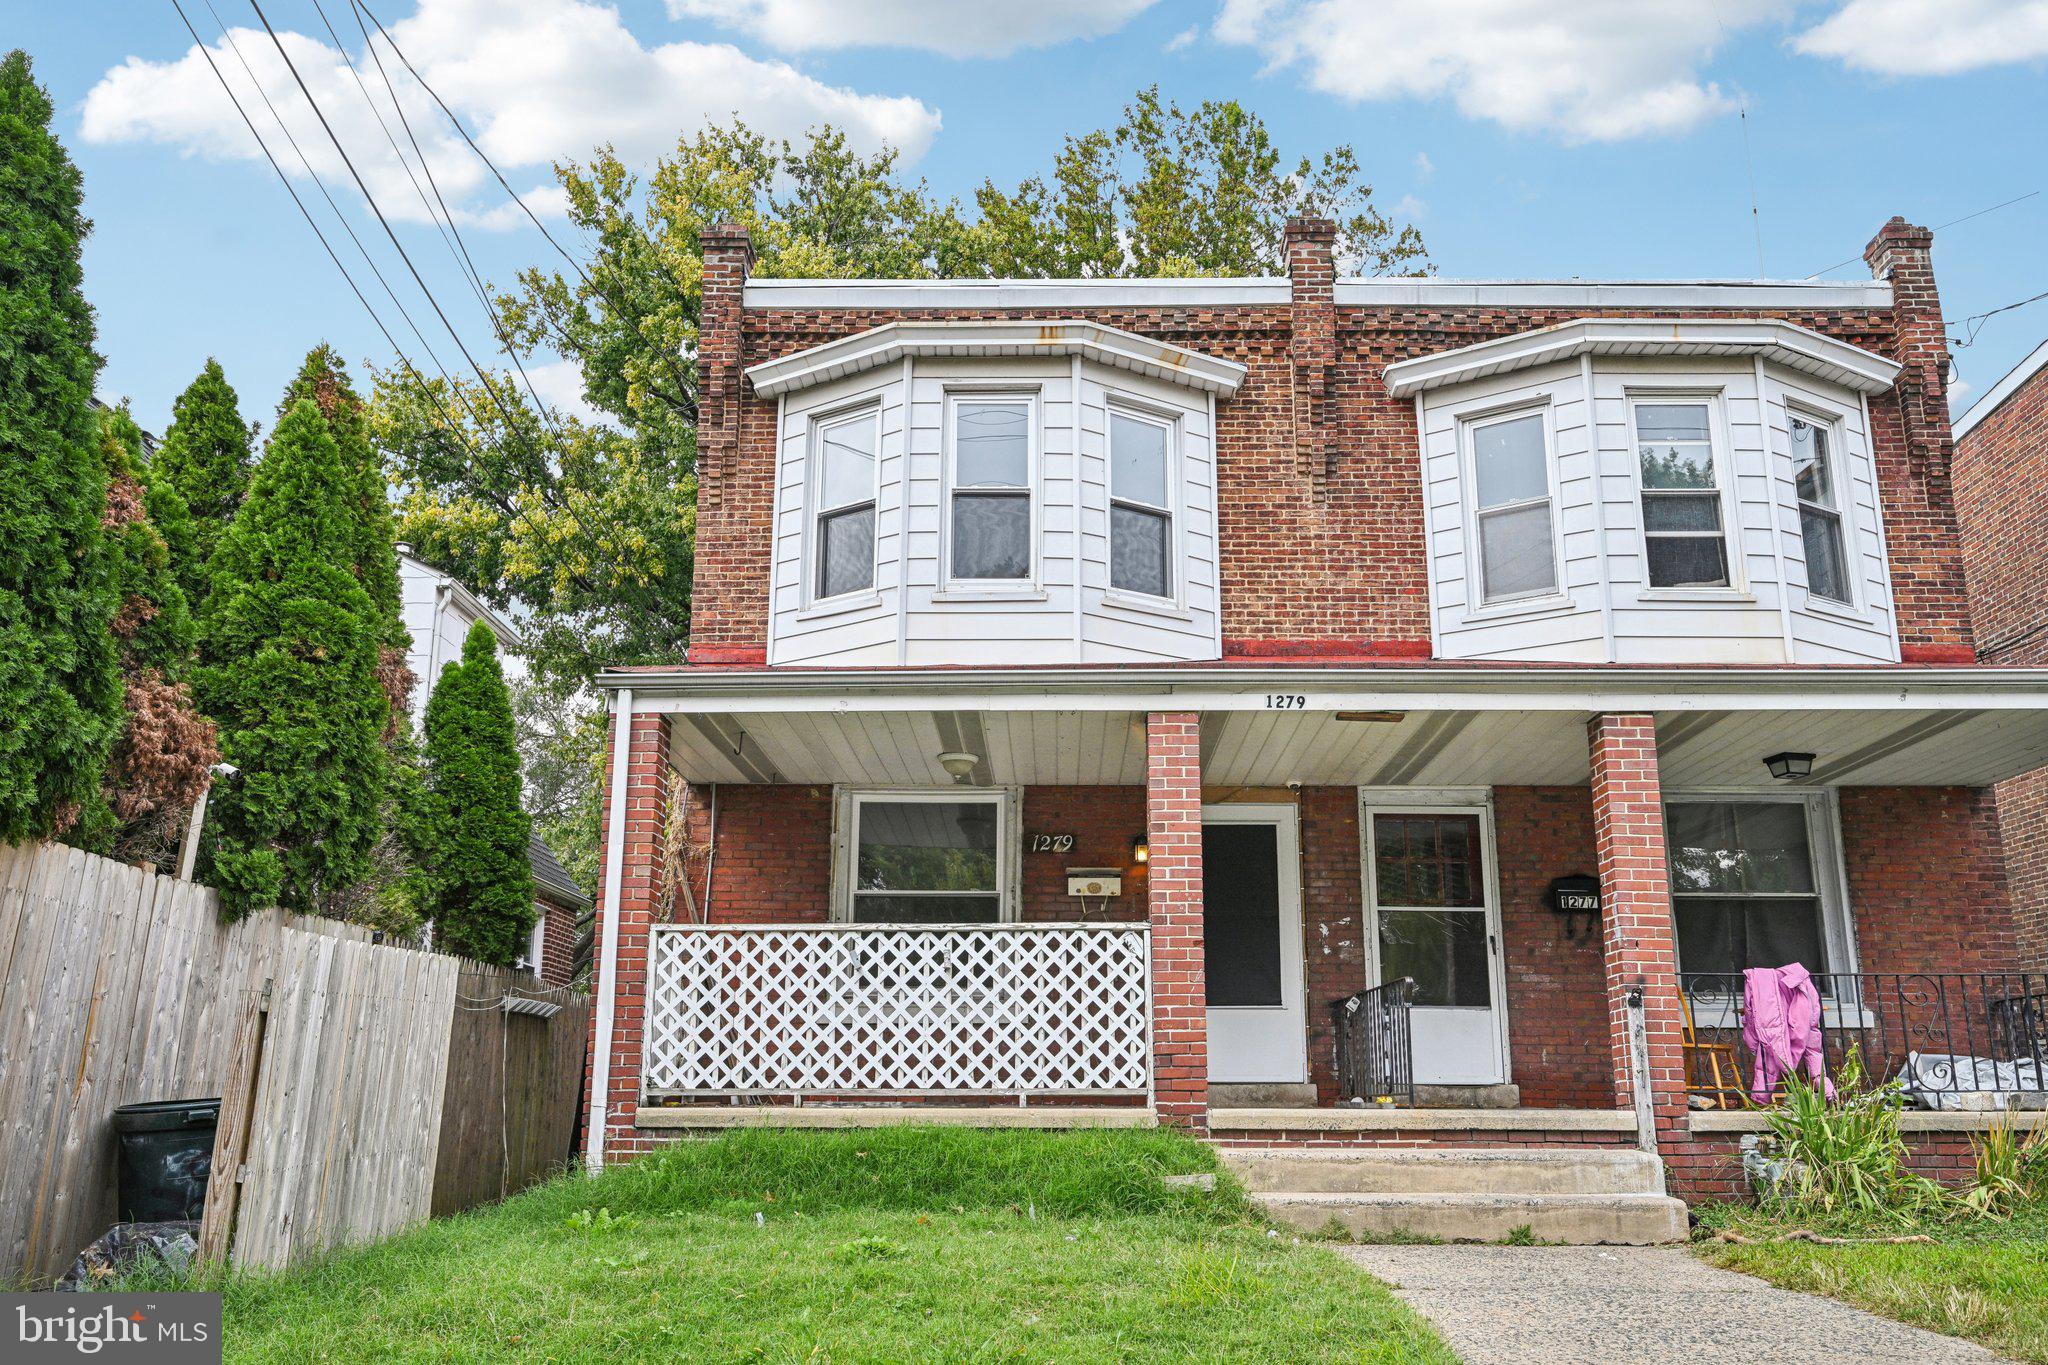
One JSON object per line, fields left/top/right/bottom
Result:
{"left": 1468, "top": 410, "right": 1556, "bottom": 604}
{"left": 1667, "top": 799, "right": 1836, "bottom": 985}
{"left": 1790, "top": 415, "right": 1851, "bottom": 606}
{"left": 845, "top": 792, "right": 1007, "bottom": 924}
{"left": 813, "top": 408, "right": 877, "bottom": 600}
{"left": 1635, "top": 400, "right": 1730, "bottom": 589}
{"left": 950, "top": 398, "right": 1032, "bottom": 582}
{"left": 1109, "top": 408, "right": 1173, "bottom": 599}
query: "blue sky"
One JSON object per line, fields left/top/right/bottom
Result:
{"left": 17, "top": 0, "right": 2048, "bottom": 436}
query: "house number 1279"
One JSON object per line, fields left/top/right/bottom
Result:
{"left": 1265, "top": 694, "right": 1307, "bottom": 710}
{"left": 1028, "top": 834, "right": 1075, "bottom": 853}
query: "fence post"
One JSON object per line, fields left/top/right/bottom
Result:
{"left": 1624, "top": 985, "right": 1667, "bottom": 1192}
{"left": 197, "top": 976, "right": 271, "bottom": 1264}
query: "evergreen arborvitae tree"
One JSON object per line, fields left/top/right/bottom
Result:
{"left": 0, "top": 50, "right": 123, "bottom": 842}
{"left": 423, "top": 620, "right": 534, "bottom": 965}
{"left": 196, "top": 399, "right": 388, "bottom": 916}
{"left": 153, "top": 358, "right": 253, "bottom": 594}
{"left": 278, "top": 346, "right": 404, "bottom": 643}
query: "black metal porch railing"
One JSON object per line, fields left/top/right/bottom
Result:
{"left": 1681, "top": 970, "right": 2048, "bottom": 1108}
{"left": 1333, "top": 978, "right": 1416, "bottom": 1106}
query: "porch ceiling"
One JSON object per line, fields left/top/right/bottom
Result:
{"left": 659, "top": 702, "right": 2048, "bottom": 791}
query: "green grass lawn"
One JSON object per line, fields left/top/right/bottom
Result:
{"left": 163, "top": 1127, "right": 1452, "bottom": 1363}
{"left": 1694, "top": 1203, "right": 2048, "bottom": 1363}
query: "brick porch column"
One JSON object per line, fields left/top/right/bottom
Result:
{"left": 1146, "top": 711, "right": 1207, "bottom": 1130}
{"left": 584, "top": 697, "right": 673, "bottom": 1167}
{"left": 1587, "top": 714, "right": 1687, "bottom": 1139}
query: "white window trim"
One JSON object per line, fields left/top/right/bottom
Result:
{"left": 1104, "top": 395, "right": 1186, "bottom": 609}
{"left": 1459, "top": 400, "right": 1568, "bottom": 614}
{"left": 1783, "top": 398, "right": 1860, "bottom": 615}
{"left": 1666, "top": 788, "right": 1869, "bottom": 1028}
{"left": 830, "top": 787, "right": 1023, "bottom": 924}
{"left": 1625, "top": 388, "right": 1748, "bottom": 598}
{"left": 805, "top": 401, "right": 882, "bottom": 609}
{"left": 940, "top": 387, "right": 1041, "bottom": 596}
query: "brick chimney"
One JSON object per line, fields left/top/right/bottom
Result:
{"left": 1285, "top": 216, "right": 1337, "bottom": 482}
{"left": 697, "top": 222, "right": 755, "bottom": 509}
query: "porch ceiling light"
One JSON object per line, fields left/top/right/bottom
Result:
{"left": 1131, "top": 833, "right": 1149, "bottom": 865}
{"left": 936, "top": 751, "right": 980, "bottom": 784}
{"left": 1764, "top": 751, "right": 1816, "bottom": 781}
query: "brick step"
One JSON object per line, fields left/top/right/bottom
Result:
{"left": 1218, "top": 1147, "right": 1665, "bottom": 1196}
{"left": 1254, "top": 1191, "right": 1690, "bottom": 1245}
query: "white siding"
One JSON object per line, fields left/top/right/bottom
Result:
{"left": 767, "top": 357, "right": 1222, "bottom": 667}
{"left": 397, "top": 556, "right": 521, "bottom": 723}
{"left": 1422, "top": 358, "right": 1900, "bottom": 665}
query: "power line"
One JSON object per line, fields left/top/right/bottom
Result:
{"left": 1948, "top": 285, "right": 2048, "bottom": 348}
{"left": 1804, "top": 189, "right": 2042, "bottom": 279}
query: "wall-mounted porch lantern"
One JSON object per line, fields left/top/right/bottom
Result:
{"left": 1763, "top": 751, "right": 1816, "bottom": 781}
{"left": 1130, "top": 833, "right": 1149, "bottom": 865}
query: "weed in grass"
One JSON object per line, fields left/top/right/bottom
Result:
{"left": 1499, "top": 1224, "right": 1537, "bottom": 1246}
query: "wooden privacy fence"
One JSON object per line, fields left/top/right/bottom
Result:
{"left": 0, "top": 842, "right": 590, "bottom": 1284}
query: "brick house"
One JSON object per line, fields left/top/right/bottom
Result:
{"left": 1955, "top": 337, "right": 2048, "bottom": 971}
{"left": 583, "top": 216, "right": 2048, "bottom": 1227}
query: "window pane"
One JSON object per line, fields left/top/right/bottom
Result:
{"left": 1110, "top": 412, "right": 1168, "bottom": 508}
{"left": 1791, "top": 419, "right": 1835, "bottom": 508}
{"left": 1640, "top": 442, "right": 1717, "bottom": 490}
{"left": 1646, "top": 535, "right": 1729, "bottom": 588}
{"left": 1668, "top": 803, "right": 1742, "bottom": 893}
{"left": 952, "top": 492, "right": 1030, "bottom": 579}
{"left": 1636, "top": 403, "right": 1712, "bottom": 442}
{"left": 1674, "top": 899, "right": 1741, "bottom": 979}
{"left": 1373, "top": 814, "right": 1483, "bottom": 908}
{"left": 1802, "top": 508, "right": 1849, "bottom": 604}
{"left": 856, "top": 800, "right": 999, "bottom": 892}
{"left": 1110, "top": 504, "right": 1171, "bottom": 598}
{"left": 1642, "top": 493, "right": 1722, "bottom": 533}
{"left": 955, "top": 402, "right": 1028, "bottom": 488}
{"left": 1379, "top": 910, "right": 1491, "bottom": 1008}
{"left": 1668, "top": 802, "right": 1814, "bottom": 894}
{"left": 851, "top": 894, "right": 1002, "bottom": 924}
{"left": 817, "top": 505, "right": 874, "bottom": 598}
{"left": 1676, "top": 896, "right": 1826, "bottom": 976}
{"left": 1474, "top": 414, "right": 1548, "bottom": 509}
{"left": 1478, "top": 503, "right": 1557, "bottom": 600}
{"left": 1204, "top": 824, "right": 1283, "bottom": 1007}
{"left": 820, "top": 416, "right": 876, "bottom": 510}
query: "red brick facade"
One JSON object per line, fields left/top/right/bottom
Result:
{"left": 1145, "top": 713, "right": 1208, "bottom": 1129}
{"left": 535, "top": 898, "right": 577, "bottom": 988}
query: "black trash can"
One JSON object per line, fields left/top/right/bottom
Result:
{"left": 111, "top": 1098, "right": 220, "bottom": 1223}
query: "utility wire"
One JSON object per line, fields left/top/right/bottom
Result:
{"left": 1948, "top": 286, "right": 2048, "bottom": 348}
{"left": 1804, "top": 190, "right": 2042, "bottom": 279}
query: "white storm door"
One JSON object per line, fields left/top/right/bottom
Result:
{"left": 1202, "top": 804, "right": 1306, "bottom": 1084}
{"left": 1364, "top": 805, "right": 1509, "bottom": 1086}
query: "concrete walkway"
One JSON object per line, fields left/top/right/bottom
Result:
{"left": 1342, "top": 1245, "right": 2002, "bottom": 1364}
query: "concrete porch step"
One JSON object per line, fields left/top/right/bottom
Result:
{"left": 1220, "top": 1147, "right": 1665, "bottom": 1197}
{"left": 1255, "top": 1191, "right": 1690, "bottom": 1245}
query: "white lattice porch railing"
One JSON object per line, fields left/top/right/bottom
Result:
{"left": 644, "top": 923, "right": 1152, "bottom": 1098}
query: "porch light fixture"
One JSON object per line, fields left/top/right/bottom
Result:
{"left": 1763, "top": 751, "right": 1816, "bottom": 782}
{"left": 1131, "top": 833, "right": 1149, "bottom": 865}
{"left": 936, "top": 751, "right": 980, "bottom": 784}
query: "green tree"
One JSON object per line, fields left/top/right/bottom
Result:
{"left": 70, "top": 406, "right": 219, "bottom": 865}
{"left": 196, "top": 399, "right": 388, "bottom": 916}
{"left": 0, "top": 50, "right": 123, "bottom": 843}
{"left": 153, "top": 358, "right": 255, "bottom": 589}
{"left": 423, "top": 620, "right": 534, "bottom": 965}
{"left": 280, "top": 346, "right": 406, "bottom": 645}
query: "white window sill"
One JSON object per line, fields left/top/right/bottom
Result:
{"left": 795, "top": 592, "right": 885, "bottom": 623}
{"left": 1799, "top": 596, "right": 1867, "bottom": 625}
{"left": 928, "top": 587, "right": 1048, "bottom": 605}
{"left": 1099, "top": 591, "right": 1193, "bottom": 622}
{"left": 1458, "top": 591, "right": 1575, "bottom": 626}
{"left": 1636, "top": 588, "right": 1757, "bottom": 605}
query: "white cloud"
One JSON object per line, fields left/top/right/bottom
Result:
{"left": 82, "top": 0, "right": 940, "bottom": 227}
{"left": 1793, "top": 0, "right": 2048, "bottom": 75}
{"left": 1390, "top": 194, "right": 1427, "bottom": 221}
{"left": 1214, "top": 0, "right": 1791, "bottom": 142}
{"left": 1413, "top": 150, "right": 1434, "bottom": 180}
{"left": 524, "top": 357, "right": 610, "bottom": 426}
{"left": 1165, "top": 25, "right": 1201, "bottom": 54}
{"left": 669, "top": 0, "right": 1158, "bottom": 57}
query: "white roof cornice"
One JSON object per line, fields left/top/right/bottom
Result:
{"left": 1382, "top": 317, "right": 1902, "bottom": 399}
{"left": 743, "top": 319, "right": 1250, "bottom": 398}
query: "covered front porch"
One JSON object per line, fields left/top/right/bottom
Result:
{"left": 587, "top": 664, "right": 2048, "bottom": 1178}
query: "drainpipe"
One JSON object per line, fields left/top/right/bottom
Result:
{"left": 585, "top": 688, "right": 634, "bottom": 1173}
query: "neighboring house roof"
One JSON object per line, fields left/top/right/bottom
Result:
{"left": 90, "top": 396, "right": 160, "bottom": 456}
{"left": 398, "top": 550, "right": 522, "bottom": 653}
{"left": 528, "top": 832, "right": 590, "bottom": 910}
{"left": 1955, "top": 336, "right": 2048, "bottom": 442}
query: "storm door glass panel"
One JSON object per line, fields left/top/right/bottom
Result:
{"left": 1471, "top": 412, "right": 1556, "bottom": 603}
{"left": 1668, "top": 800, "right": 1827, "bottom": 986}
{"left": 1791, "top": 416, "right": 1850, "bottom": 605}
{"left": 1637, "top": 402, "right": 1729, "bottom": 588}
{"left": 851, "top": 799, "right": 1002, "bottom": 924}
{"left": 1110, "top": 410, "right": 1173, "bottom": 598}
{"left": 1203, "top": 823, "right": 1282, "bottom": 1007}
{"left": 814, "top": 411, "right": 877, "bottom": 599}
{"left": 1372, "top": 813, "right": 1490, "bottom": 1008}
{"left": 951, "top": 401, "right": 1031, "bottom": 581}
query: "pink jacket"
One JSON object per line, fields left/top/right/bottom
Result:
{"left": 1742, "top": 963, "right": 1836, "bottom": 1105}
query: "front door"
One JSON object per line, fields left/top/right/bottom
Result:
{"left": 1363, "top": 803, "right": 1509, "bottom": 1086}
{"left": 1202, "top": 804, "right": 1306, "bottom": 1083}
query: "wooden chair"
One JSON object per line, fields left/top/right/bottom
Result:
{"left": 1680, "top": 989, "right": 1749, "bottom": 1110}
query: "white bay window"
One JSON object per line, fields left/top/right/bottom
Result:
{"left": 813, "top": 407, "right": 878, "bottom": 601}
{"left": 1791, "top": 414, "right": 1851, "bottom": 606}
{"left": 1110, "top": 407, "right": 1174, "bottom": 599}
{"left": 1468, "top": 409, "right": 1557, "bottom": 604}
{"left": 1635, "top": 400, "right": 1731, "bottom": 590}
{"left": 949, "top": 397, "right": 1033, "bottom": 583}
